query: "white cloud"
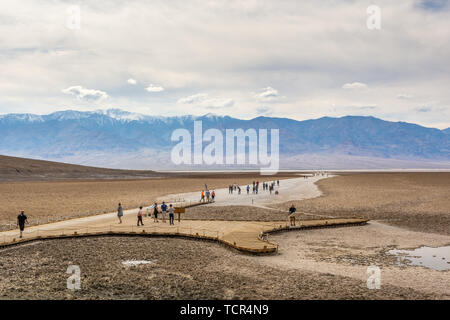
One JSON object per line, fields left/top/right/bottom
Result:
{"left": 177, "top": 93, "right": 234, "bottom": 109}
{"left": 177, "top": 93, "right": 208, "bottom": 104}
{"left": 127, "top": 78, "right": 137, "bottom": 85}
{"left": 61, "top": 86, "right": 108, "bottom": 102}
{"left": 397, "top": 93, "right": 413, "bottom": 99}
{"left": 255, "top": 87, "right": 279, "bottom": 102}
{"left": 202, "top": 98, "right": 234, "bottom": 109}
{"left": 146, "top": 84, "right": 164, "bottom": 92}
{"left": 416, "top": 106, "right": 432, "bottom": 112}
{"left": 256, "top": 106, "right": 273, "bottom": 115}
{"left": 342, "top": 82, "right": 368, "bottom": 90}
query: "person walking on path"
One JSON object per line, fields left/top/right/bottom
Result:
{"left": 153, "top": 203, "right": 159, "bottom": 223}
{"left": 169, "top": 204, "right": 175, "bottom": 225}
{"left": 137, "top": 206, "right": 144, "bottom": 226}
{"left": 117, "top": 203, "right": 124, "bottom": 224}
{"left": 161, "top": 202, "right": 168, "bottom": 223}
{"left": 246, "top": 185, "right": 250, "bottom": 194}
{"left": 200, "top": 191, "right": 205, "bottom": 202}
{"left": 238, "top": 186, "right": 241, "bottom": 194}
{"left": 289, "top": 204, "right": 296, "bottom": 226}
{"left": 277, "top": 180, "right": 280, "bottom": 187}
{"left": 206, "top": 190, "right": 210, "bottom": 202}
{"left": 211, "top": 190, "right": 216, "bottom": 202}
{"left": 289, "top": 204, "right": 296, "bottom": 215}
{"left": 17, "top": 210, "right": 28, "bottom": 238}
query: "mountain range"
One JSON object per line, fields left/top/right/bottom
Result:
{"left": 0, "top": 109, "right": 449, "bottom": 170}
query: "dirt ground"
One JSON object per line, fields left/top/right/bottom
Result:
{"left": 0, "top": 155, "right": 165, "bottom": 181}
{"left": 272, "top": 173, "right": 450, "bottom": 235}
{"left": 0, "top": 236, "right": 439, "bottom": 300}
{"left": 0, "top": 174, "right": 293, "bottom": 231}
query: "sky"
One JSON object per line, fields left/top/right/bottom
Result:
{"left": 0, "top": 0, "right": 449, "bottom": 129}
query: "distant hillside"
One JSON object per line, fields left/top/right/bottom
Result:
{"left": 0, "top": 155, "right": 162, "bottom": 181}
{"left": 0, "top": 109, "right": 449, "bottom": 169}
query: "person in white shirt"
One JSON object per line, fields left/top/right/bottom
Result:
{"left": 137, "top": 206, "right": 144, "bottom": 226}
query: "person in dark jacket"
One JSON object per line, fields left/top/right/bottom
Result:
{"left": 289, "top": 204, "right": 296, "bottom": 215}
{"left": 289, "top": 204, "right": 296, "bottom": 226}
{"left": 17, "top": 211, "right": 28, "bottom": 238}
{"left": 153, "top": 203, "right": 159, "bottom": 222}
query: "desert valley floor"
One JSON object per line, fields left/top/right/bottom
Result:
{"left": 0, "top": 167, "right": 449, "bottom": 299}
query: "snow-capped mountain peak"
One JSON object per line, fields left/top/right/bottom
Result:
{"left": 0, "top": 113, "right": 44, "bottom": 122}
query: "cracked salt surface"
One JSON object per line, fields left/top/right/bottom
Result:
{"left": 388, "top": 246, "right": 450, "bottom": 271}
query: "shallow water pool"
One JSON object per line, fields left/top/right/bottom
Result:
{"left": 388, "top": 246, "right": 450, "bottom": 271}
{"left": 122, "top": 260, "right": 154, "bottom": 267}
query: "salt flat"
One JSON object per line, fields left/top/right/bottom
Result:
{"left": 157, "top": 175, "right": 328, "bottom": 208}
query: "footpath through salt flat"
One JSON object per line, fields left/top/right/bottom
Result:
{"left": 0, "top": 175, "right": 367, "bottom": 253}
{"left": 157, "top": 175, "right": 329, "bottom": 208}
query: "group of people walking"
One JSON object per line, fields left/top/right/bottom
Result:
{"left": 228, "top": 184, "right": 241, "bottom": 194}
{"left": 240, "top": 180, "right": 280, "bottom": 195}
{"left": 226, "top": 180, "right": 280, "bottom": 196}
{"left": 117, "top": 201, "right": 177, "bottom": 227}
{"left": 11, "top": 178, "right": 291, "bottom": 240}
{"left": 117, "top": 179, "right": 281, "bottom": 228}
{"left": 200, "top": 190, "right": 216, "bottom": 203}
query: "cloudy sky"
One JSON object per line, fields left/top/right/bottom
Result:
{"left": 0, "top": 0, "right": 449, "bottom": 128}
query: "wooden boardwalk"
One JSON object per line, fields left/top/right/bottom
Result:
{"left": 0, "top": 211, "right": 368, "bottom": 253}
